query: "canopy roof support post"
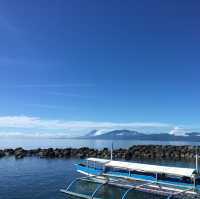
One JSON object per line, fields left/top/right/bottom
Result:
{"left": 111, "top": 142, "right": 113, "bottom": 160}
{"left": 196, "top": 146, "right": 198, "bottom": 172}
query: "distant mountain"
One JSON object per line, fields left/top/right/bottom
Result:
{"left": 79, "top": 129, "right": 200, "bottom": 141}
{"left": 185, "top": 132, "right": 200, "bottom": 136}
{"left": 84, "top": 129, "right": 141, "bottom": 139}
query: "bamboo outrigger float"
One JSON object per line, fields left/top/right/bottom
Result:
{"left": 61, "top": 147, "right": 200, "bottom": 199}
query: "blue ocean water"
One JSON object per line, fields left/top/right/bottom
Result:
{"left": 0, "top": 157, "right": 80, "bottom": 199}
{"left": 0, "top": 156, "right": 197, "bottom": 199}
{"left": 0, "top": 138, "right": 199, "bottom": 150}
{"left": 0, "top": 139, "right": 199, "bottom": 199}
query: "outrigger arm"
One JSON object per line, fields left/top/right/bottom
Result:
{"left": 121, "top": 182, "right": 154, "bottom": 199}
{"left": 91, "top": 180, "right": 108, "bottom": 198}
{"left": 60, "top": 175, "right": 108, "bottom": 199}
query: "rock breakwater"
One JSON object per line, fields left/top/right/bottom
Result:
{"left": 0, "top": 145, "right": 199, "bottom": 160}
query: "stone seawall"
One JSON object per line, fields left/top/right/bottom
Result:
{"left": 0, "top": 145, "right": 199, "bottom": 160}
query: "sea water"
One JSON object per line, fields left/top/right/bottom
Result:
{"left": 0, "top": 156, "right": 197, "bottom": 199}
{"left": 0, "top": 138, "right": 198, "bottom": 199}
{"left": 0, "top": 137, "right": 199, "bottom": 149}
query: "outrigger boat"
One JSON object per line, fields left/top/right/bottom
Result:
{"left": 61, "top": 150, "right": 200, "bottom": 199}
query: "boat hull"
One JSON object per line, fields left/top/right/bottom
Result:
{"left": 76, "top": 164, "right": 200, "bottom": 191}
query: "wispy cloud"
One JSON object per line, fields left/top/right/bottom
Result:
{"left": 0, "top": 116, "right": 40, "bottom": 128}
{"left": 0, "top": 116, "right": 171, "bottom": 129}
{"left": 0, "top": 115, "right": 176, "bottom": 138}
{"left": 0, "top": 83, "right": 95, "bottom": 91}
{"left": 27, "top": 104, "right": 74, "bottom": 110}
{"left": 48, "top": 92, "right": 94, "bottom": 98}
{"left": 13, "top": 83, "right": 95, "bottom": 88}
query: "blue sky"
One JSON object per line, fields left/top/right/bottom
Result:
{"left": 0, "top": 0, "right": 200, "bottom": 137}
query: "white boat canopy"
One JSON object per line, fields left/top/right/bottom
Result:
{"left": 86, "top": 158, "right": 111, "bottom": 164}
{"left": 105, "top": 161, "right": 197, "bottom": 178}
{"left": 86, "top": 158, "right": 197, "bottom": 178}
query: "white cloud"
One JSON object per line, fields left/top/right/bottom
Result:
{"left": 0, "top": 115, "right": 176, "bottom": 138}
{"left": 0, "top": 115, "right": 171, "bottom": 129}
{"left": 169, "top": 126, "right": 188, "bottom": 136}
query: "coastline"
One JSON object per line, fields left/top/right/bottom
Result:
{"left": 0, "top": 145, "right": 199, "bottom": 160}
